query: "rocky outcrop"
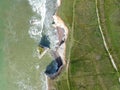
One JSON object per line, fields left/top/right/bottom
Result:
{"left": 44, "top": 0, "right": 68, "bottom": 79}
{"left": 45, "top": 56, "right": 63, "bottom": 79}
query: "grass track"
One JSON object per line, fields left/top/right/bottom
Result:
{"left": 53, "top": 0, "right": 120, "bottom": 90}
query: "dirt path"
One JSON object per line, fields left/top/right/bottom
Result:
{"left": 66, "top": 0, "right": 77, "bottom": 90}
{"left": 95, "top": 0, "right": 119, "bottom": 79}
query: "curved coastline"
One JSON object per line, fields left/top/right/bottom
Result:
{"left": 45, "top": 0, "right": 69, "bottom": 79}
{"left": 28, "top": 0, "right": 69, "bottom": 89}
{"left": 45, "top": 0, "right": 69, "bottom": 89}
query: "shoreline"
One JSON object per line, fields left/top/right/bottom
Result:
{"left": 27, "top": 0, "right": 68, "bottom": 90}
{"left": 45, "top": 14, "right": 69, "bottom": 80}
{"left": 47, "top": 0, "right": 69, "bottom": 89}
{"left": 53, "top": 15, "right": 68, "bottom": 65}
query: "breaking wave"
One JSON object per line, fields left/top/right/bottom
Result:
{"left": 28, "top": 0, "right": 46, "bottom": 42}
{"left": 28, "top": 0, "right": 59, "bottom": 50}
{"left": 28, "top": 0, "right": 48, "bottom": 90}
{"left": 27, "top": 0, "right": 59, "bottom": 90}
{"left": 28, "top": 0, "right": 59, "bottom": 90}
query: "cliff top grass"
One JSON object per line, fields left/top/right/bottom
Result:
{"left": 54, "top": 0, "right": 120, "bottom": 90}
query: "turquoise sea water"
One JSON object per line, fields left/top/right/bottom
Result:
{"left": 0, "top": 0, "right": 53, "bottom": 90}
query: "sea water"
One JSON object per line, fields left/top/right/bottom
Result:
{"left": 28, "top": 0, "right": 59, "bottom": 50}
{"left": 0, "top": 0, "right": 58, "bottom": 90}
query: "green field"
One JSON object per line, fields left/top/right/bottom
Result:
{"left": 53, "top": 0, "right": 120, "bottom": 90}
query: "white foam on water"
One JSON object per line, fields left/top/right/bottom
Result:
{"left": 29, "top": 16, "right": 41, "bottom": 26}
{"left": 28, "top": 0, "right": 59, "bottom": 50}
{"left": 16, "top": 80, "right": 36, "bottom": 90}
{"left": 28, "top": 26, "right": 42, "bottom": 41}
{"left": 28, "top": 0, "right": 48, "bottom": 90}
{"left": 36, "top": 65, "right": 40, "bottom": 69}
{"left": 28, "top": 0, "right": 46, "bottom": 41}
{"left": 46, "top": 28, "right": 59, "bottom": 50}
{"left": 27, "top": 0, "right": 62, "bottom": 90}
{"left": 39, "top": 72, "right": 48, "bottom": 90}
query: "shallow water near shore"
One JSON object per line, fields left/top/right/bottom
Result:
{"left": 0, "top": 0, "right": 53, "bottom": 90}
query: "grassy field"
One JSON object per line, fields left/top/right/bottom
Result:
{"left": 52, "top": 0, "right": 120, "bottom": 90}
{"left": 103, "top": 0, "right": 120, "bottom": 71}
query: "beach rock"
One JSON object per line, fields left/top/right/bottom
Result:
{"left": 39, "top": 35, "right": 50, "bottom": 48}
{"left": 45, "top": 56, "right": 63, "bottom": 79}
